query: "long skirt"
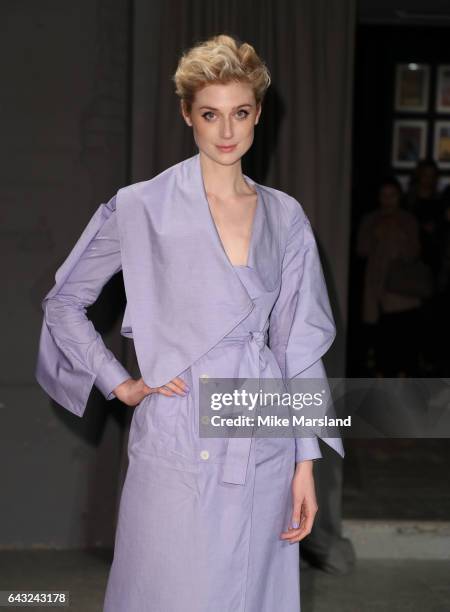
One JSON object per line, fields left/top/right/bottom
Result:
{"left": 103, "top": 434, "right": 301, "bottom": 611}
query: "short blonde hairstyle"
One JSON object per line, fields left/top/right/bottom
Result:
{"left": 172, "top": 34, "right": 271, "bottom": 112}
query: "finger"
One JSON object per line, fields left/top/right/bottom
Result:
{"left": 157, "top": 386, "right": 176, "bottom": 397}
{"left": 164, "top": 380, "right": 188, "bottom": 396}
{"left": 289, "top": 500, "right": 302, "bottom": 531}
{"left": 288, "top": 518, "right": 315, "bottom": 543}
{"left": 280, "top": 520, "right": 311, "bottom": 542}
{"left": 172, "top": 376, "right": 190, "bottom": 392}
{"left": 157, "top": 381, "right": 188, "bottom": 397}
{"left": 292, "top": 511, "right": 315, "bottom": 542}
{"left": 280, "top": 507, "right": 317, "bottom": 542}
{"left": 169, "top": 378, "right": 189, "bottom": 394}
{"left": 286, "top": 524, "right": 312, "bottom": 544}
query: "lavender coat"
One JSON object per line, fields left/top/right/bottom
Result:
{"left": 35, "top": 152, "right": 344, "bottom": 611}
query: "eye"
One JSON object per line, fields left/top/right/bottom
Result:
{"left": 202, "top": 111, "right": 215, "bottom": 121}
{"left": 236, "top": 109, "right": 250, "bottom": 119}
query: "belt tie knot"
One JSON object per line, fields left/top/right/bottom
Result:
{"left": 249, "top": 330, "right": 266, "bottom": 349}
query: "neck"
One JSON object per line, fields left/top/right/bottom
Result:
{"left": 199, "top": 151, "right": 252, "bottom": 198}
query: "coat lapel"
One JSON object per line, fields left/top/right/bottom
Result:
{"left": 191, "top": 152, "right": 280, "bottom": 294}
{"left": 245, "top": 177, "right": 281, "bottom": 292}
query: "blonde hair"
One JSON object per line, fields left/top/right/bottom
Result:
{"left": 172, "top": 34, "right": 271, "bottom": 112}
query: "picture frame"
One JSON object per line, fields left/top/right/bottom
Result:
{"left": 392, "top": 120, "right": 427, "bottom": 168}
{"left": 395, "top": 63, "right": 430, "bottom": 112}
{"left": 433, "top": 121, "right": 450, "bottom": 169}
{"left": 436, "top": 65, "right": 450, "bottom": 113}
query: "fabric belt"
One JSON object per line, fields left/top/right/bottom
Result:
{"left": 219, "top": 330, "right": 268, "bottom": 486}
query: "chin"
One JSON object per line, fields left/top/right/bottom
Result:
{"left": 220, "top": 143, "right": 254, "bottom": 162}
{"left": 201, "top": 147, "right": 242, "bottom": 165}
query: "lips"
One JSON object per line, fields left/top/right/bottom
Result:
{"left": 216, "top": 144, "right": 237, "bottom": 151}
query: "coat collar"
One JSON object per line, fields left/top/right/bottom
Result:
{"left": 189, "top": 151, "right": 280, "bottom": 292}
{"left": 116, "top": 152, "right": 281, "bottom": 388}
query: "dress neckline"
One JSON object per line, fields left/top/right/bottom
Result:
{"left": 198, "top": 157, "right": 260, "bottom": 269}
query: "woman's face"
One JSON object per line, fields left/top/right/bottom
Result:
{"left": 181, "top": 80, "right": 261, "bottom": 166}
{"left": 379, "top": 184, "right": 400, "bottom": 213}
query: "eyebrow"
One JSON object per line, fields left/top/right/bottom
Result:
{"left": 198, "top": 104, "right": 253, "bottom": 111}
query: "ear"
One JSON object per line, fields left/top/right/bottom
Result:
{"left": 255, "top": 102, "right": 262, "bottom": 125}
{"left": 180, "top": 100, "right": 192, "bottom": 127}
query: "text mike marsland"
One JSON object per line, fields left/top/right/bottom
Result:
{"left": 209, "top": 415, "right": 352, "bottom": 428}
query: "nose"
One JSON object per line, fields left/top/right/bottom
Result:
{"left": 220, "top": 117, "right": 234, "bottom": 139}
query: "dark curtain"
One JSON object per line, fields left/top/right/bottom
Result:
{"left": 130, "top": 0, "right": 356, "bottom": 377}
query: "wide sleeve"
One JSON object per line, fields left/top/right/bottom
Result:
{"left": 268, "top": 205, "right": 344, "bottom": 463}
{"left": 34, "top": 195, "right": 132, "bottom": 418}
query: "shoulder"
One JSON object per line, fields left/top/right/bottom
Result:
{"left": 115, "top": 157, "right": 186, "bottom": 205}
{"left": 256, "top": 183, "right": 309, "bottom": 230}
{"left": 254, "top": 184, "right": 316, "bottom": 257}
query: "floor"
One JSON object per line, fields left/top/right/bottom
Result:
{"left": 343, "top": 438, "right": 450, "bottom": 520}
{"left": 1, "top": 440, "right": 448, "bottom": 610}
{"left": 0, "top": 549, "right": 449, "bottom": 611}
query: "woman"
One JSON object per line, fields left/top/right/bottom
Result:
{"left": 356, "top": 177, "right": 422, "bottom": 377}
{"left": 35, "top": 35, "right": 343, "bottom": 611}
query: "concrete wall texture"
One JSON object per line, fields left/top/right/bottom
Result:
{"left": 0, "top": 0, "right": 131, "bottom": 548}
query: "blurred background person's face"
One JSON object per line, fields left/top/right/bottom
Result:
{"left": 379, "top": 184, "right": 400, "bottom": 214}
{"left": 417, "top": 165, "right": 438, "bottom": 191}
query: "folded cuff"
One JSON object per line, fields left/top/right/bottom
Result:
{"left": 295, "top": 435, "right": 322, "bottom": 463}
{"left": 95, "top": 359, "right": 132, "bottom": 400}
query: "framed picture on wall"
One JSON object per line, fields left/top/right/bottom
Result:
{"left": 395, "top": 63, "right": 430, "bottom": 112}
{"left": 433, "top": 121, "right": 450, "bottom": 169}
{"left": 436, "top": 65, "right": 450, "bottom": 113}
{"left": 392, "top": 120, "right": 427, "bottom": 168}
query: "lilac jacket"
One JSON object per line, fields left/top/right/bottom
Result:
{"left": 35, "top": 152, "right": 344, "bottom": 461}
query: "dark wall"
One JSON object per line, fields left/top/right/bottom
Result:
{"left": 352, "top": 24, "right": 450, "bottom": 215}
{"left": 0, "top": 0, "right": 132, "bottom": 548}
{"left": 347, "top": 24, "right": 450, "bottom": 374}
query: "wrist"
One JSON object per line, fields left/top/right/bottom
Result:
{"left": 113, "top": 377, "right": 134, "bottom": 400}
{"left": 295, "top": 459, "right": 314, "bottom": 471}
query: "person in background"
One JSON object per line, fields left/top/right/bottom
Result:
{"left": 356, "top": 177, "right": 421, "bottom": 377}
{"left": 405, "top": 159, "right": 446, "bottom": 374}
{"left": 405, "top": 159, "right": 443, "bottom": 274}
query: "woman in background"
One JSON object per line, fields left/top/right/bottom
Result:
{"left": 356, "top": 177, "right": 422, "bottom": 377}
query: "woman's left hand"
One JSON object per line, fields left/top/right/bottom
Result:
{"left": 279, "top": 460, "right": 318, "bottom": 543}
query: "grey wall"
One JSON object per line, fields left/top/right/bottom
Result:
{"left": 1, "top": 0, "right": 131, "bottom": 548}
{"left": 1, "top": 0, "right": 354, "bottom": 549}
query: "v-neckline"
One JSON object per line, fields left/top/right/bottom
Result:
{"left": 198, "top": 157, "right": 260, "bottom": 269}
